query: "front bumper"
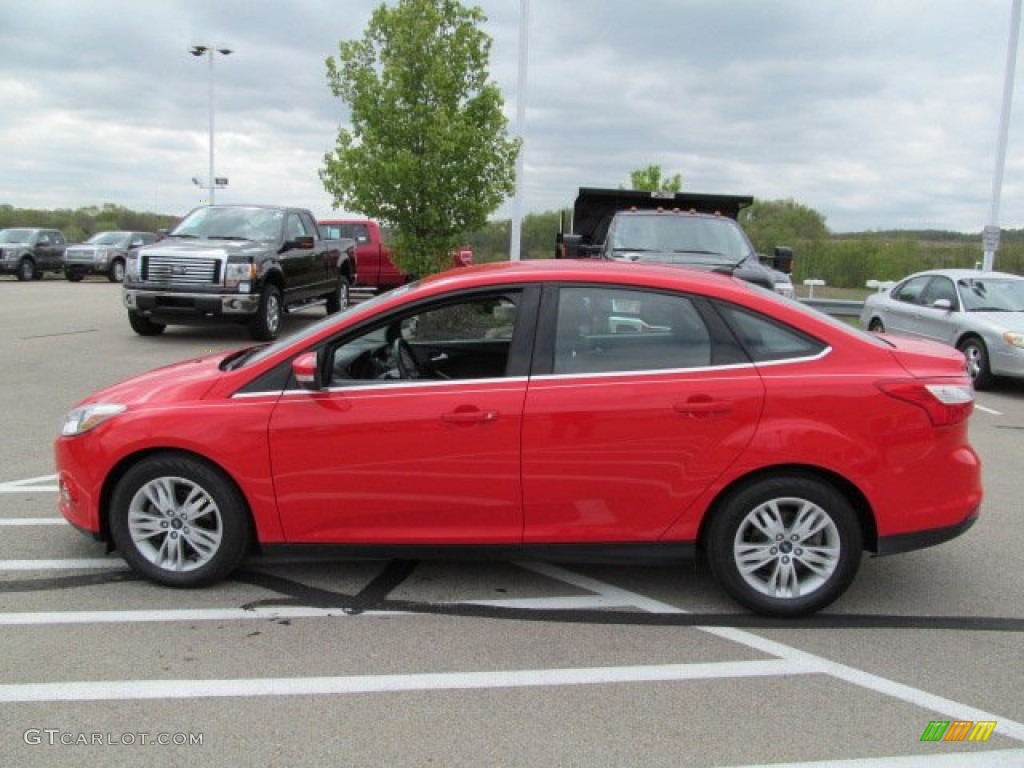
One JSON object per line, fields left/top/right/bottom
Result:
{"left": 123, "top": 289, "right": 260, "bottom": 319}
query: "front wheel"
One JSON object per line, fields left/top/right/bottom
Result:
{"left": 706, "top": 475, "right": 862, "bottom": 617}
{"left": 108, "top": 259, "right": 125, "bottom": 283}
{"left": 109, "top": 453, "right": 252, "bottom": 587}
{"left": 128, "top": 311, "right": 166, "bottom": 336}
{"left": 325, "top": 275, "right": 350, "bottom": 314}
{"left": 958, "top": 337, "right": 994, "bottom": 390}
{"left": 868, "top": 318, "right": 885, "bottom": 333}
{"left": 248, "top": 285, "right": 282, "bottom": 341}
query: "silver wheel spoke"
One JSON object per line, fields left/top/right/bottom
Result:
{"left": 128, "top": 511, "right": 166, "bottom": 541}
{"left": 737, "top": 544, "right": 777, "bottom": 574}
{"left": 157, "top": 532, "right": 185, "bottom": 571}
{"left": 142, "top": 477, "right": 177, "bottom": 516}
{"left": 791, "top": 504, "right": 830, "bottom": 542}
{"left": 795, "top": 545, "right": 839, "bottom": 576}
{"left": 184, "top": 526, "right": 221, "bottom": 558}
{"left": 749, "top": 502, "right": 785, "bottom": 539}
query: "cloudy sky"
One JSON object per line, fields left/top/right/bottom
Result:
{"left": 3, "top": 0, "right": 1024, "bottom": 233}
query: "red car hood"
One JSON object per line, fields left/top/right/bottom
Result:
{"left": 881, "top": 334, "right": 970, "bottom": 378}
{"left": 77, "top": 354, "right": 226, "bottom": 408}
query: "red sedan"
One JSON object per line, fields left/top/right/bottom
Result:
{"left": 55, "top": 260, "right": 982, "bottom": 616}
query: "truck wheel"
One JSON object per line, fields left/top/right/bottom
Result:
{"left": 16, "top": 258, "right": 34, "bottom": 282}
{"left": 128, "top": 311, "right": 166, "bottom": 336}
{"left": 108, "top": 259, "right": 126, "bottom": 283}
{"left": 706, "top": 475, "right": 862, "bottom": 617}
{"left": 248, "top": 286, "right": 282, "bottom": 341}
{"left": 65, "top": 270, "right": 85, "bottom": 282}
{"left": 109, "top": 453, "right": 252, "bottom": 587}
{"left": 325, "top": 275, "right": 350, "bottom": 314}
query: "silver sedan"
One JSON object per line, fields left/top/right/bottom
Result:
{"left": 860, "top": 268, "right": 1024, "bottom": 389}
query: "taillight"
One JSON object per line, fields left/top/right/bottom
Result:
{"left": 876, "top": 380, "right": 974, "bottom": 427}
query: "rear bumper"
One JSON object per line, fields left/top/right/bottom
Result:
{"left": 874, "top": 507, "right": 979, "bottom": 556}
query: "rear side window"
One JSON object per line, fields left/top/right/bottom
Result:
{"left": 716, "top": 304, "right": 826, "bottom": 362}
{"left": 553, "top": 286, "right": 712, "bottom": 374}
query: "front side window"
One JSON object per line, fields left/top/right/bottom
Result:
{"left": 893, "top": 276, "right": 930, "bottom": 305}
{"left": 327, "top": 292, "right": 521, "bottom": 386}
{"left": 553, "top": 286, "right": 712, "bottom": 374}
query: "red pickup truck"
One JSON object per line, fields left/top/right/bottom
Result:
{"left": 319, "top": 219, "right": 472, "bottom": 292}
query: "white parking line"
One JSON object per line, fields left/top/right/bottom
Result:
{"left": 737, "top": 750, "right": 1024, "bottom": 767}
{"left": 974, "top": 404, "right": 1002, "bottom": 416}
{"left": 0, "top": 659, "right": 814, "bottom": 703}
{"left": 529, "top": 563, "right": 1024, "bottom": 744}
{"left": 0, "top": 474, "right": 58, "bottom": 493}
{"left": 0, "top": 559, "right": 127, "bottom": 571}
{"left": 0, "top": 518, "right": 67, "bottom": 526}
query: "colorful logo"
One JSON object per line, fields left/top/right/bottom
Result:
{"left": 920, "top": 720, "right": 997, "bottom": 742}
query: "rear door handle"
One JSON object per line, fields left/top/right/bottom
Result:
{"left": 673, "top": 399, "right": 733, "bottom": 417}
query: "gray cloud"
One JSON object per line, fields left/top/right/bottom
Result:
{"left": 0, "top": 0, "right": 1021, "bottom": 233}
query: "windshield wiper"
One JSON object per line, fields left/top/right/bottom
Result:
{"left": 207, "top": 235, "right": 254, "bottom": 241}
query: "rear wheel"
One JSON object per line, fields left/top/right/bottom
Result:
{"left": 16, "top": 258, "right": 34, "bottom": 282}
{"left": 958, "top": 337, "right": 993, "bottom": 390}
{"left": 128, "top": 311, "right": 166, "bottom": 336}
{"left": 248, "top": 285, "right": 282, "bottom": 341}
{"left": 707, "top": 475, "right": 862, "bottom": 617}
{"left": 109, "top": 453, "right": 252, "bottom": 587}
{"left": 325, "top": 275, "right": 350, "bottom": 314}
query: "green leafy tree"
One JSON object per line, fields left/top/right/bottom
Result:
{"left": 624, "top": 165, "right": 683, "bottom": 193}
{"left": 321, "top": 0, "right": 520, "bottom": 277}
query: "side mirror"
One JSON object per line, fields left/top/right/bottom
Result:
{"left": 289, "top": 235, "right": 315, "bottom": 250}
{"left": 772, "top": 246, "right": 794, "bottom": 275}
{"left": 292, "top": 351, "right": 322, "bottom": 391}
{"left": 932, "top": 298, "right": 953, "bottom": 311}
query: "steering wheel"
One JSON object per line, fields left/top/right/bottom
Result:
{"left": 392, "top": 337, "right": 422, "bottom": 379}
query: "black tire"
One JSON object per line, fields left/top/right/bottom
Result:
{"left": 325, "top": 275, "right": 350, "bottom": 314}
{"left": 248, "top": 285, "right": 282, "bottom": 341}
{"left": 706, "top": 475, "right": 862, "bottom": 617}
{"left": 109, "top": 453, "right": 252, "bottom": 587}
{"left": 867, "top": 318, "right": 885, "bottom": 333}
{"left": 65, "top": 270, "right": 85, "bottom": 282}
{"left": 128, "top": 311, "right": 166, "bottom": 336}
{"left": 108, "top": 259, "right": 126, "bottom": 283}
{"left": 16, "top": 258, "right": 34, "bottom": 282}
{"left": 958, "top": 337, "right": 994, "bottom": 390}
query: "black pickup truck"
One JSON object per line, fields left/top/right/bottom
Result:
{"left": 0, "top": 227, "right": 69, "bottom": 281}
{"left": 123, "top": 205, "right": 356, "bottom": 340}
{"left": 556, "top": 188, "right": 795, "bottom": 297}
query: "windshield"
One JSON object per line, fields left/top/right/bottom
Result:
{"left": 609, "top": 214, "right": 753, "bottom": 264}
{"left": 958, "top": 277, "right": 1024, "bottom": 312}
{"left": 86, "top": 232, "right": 131, "bottom": 246}
{"left": 171, "top": 207, "right": 283, "bottom": 242}
{"left": 0, "top": 228, "right": 35, "bottom": 243}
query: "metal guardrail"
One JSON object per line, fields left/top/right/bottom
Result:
{"left": 800, "top": 297, "right": 865, "bottom": 319}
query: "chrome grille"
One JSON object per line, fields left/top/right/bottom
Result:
{"left": 142, "top": 255, "right": 220, "bottom": 285}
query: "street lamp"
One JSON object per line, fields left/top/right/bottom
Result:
{"left": 189, "top": 43, "right": 233, "bottom": 205}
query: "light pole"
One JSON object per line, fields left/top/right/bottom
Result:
{"left": 189, "top": 43, "right": 232, "bottom": 205}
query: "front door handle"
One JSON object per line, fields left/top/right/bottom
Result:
{"left": 441, "top": 408, "right": 498, "bottom": 424}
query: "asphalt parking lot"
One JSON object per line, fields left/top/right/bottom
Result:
{"left": 1, "top": 277, "right": 1022, "bottom": 767}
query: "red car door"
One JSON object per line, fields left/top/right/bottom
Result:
{"left": 521, "top": 285, "right": 765, "bottom": 543}
{"left": 267, "top": 290, "right": 532, "bottom": 544}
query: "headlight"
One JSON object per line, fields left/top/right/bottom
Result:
{"left": 1004, "top": 331, "right": 1024, "bottom": 349}
{"left": 61, "top": 403, "right": 126, "bottom": 436}
{"left": 125, "top": 254, "right": 140, "bottom": 280}
{"left": 225, "top": 262, "right": 257, "bottom": 290}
